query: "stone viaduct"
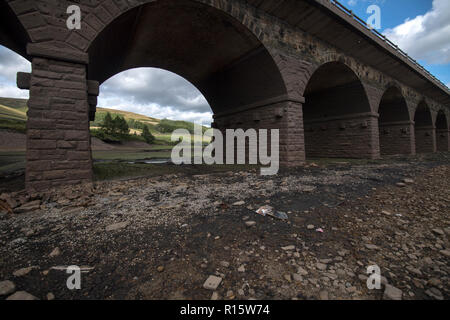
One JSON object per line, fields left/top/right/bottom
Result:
{"left": 0, "top": 0, "right": 449, "bottom": 189}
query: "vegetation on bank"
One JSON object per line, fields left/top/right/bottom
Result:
{"left": 90, "top": 111, "right": 156, "bottom": 144}
{"left": 0, "top": 99, "right": 28, "bottom": 133}
{"left": 0, "top": 97, "right": 210, "bottom": 141}
{"left": 0, "top": 119, "right": 26, "bottom": 133}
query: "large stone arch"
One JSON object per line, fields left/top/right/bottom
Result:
{"left": 436, "top": 109, "right": 449, "bottom": 152}
{"left": 301, "top": 60, "right": 379, "bottom": 159}
{"left": 21, "top": 0, "right": 307, "bottom": 189}
{"left": 378, "top": 85, "right": 414, "bottom": 155}
{"left": 414, "top": 101, "right": 436, "bottom": 153}
{"left": 86, "top": 0, "right": 288, "bottom": 116}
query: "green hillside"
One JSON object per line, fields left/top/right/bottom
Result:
{"left": 0, "top": 97, "right": 210, "bottom": 139}
{"left": 0, "top": 97, "right": 28, "bottom": 113}
{"left": 0, "top": 104, "right": 27, "bottom": 121}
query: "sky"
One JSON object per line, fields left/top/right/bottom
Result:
{"left": 0, "top": 0, "right": 449, "bottom": 125}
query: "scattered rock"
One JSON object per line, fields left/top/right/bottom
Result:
{"left": 245, "top": 221, "right": 256, "bottom": 228}
{"left": 403, "top": 179, "right": 414, "bottom": 184}
{"left": 14, "top": 200, "right": 41, "bottom": 214}
{"left": 49, "top": 247, "right": 61, "bottom": 258}
{"left": 203, "top": 276, "right": 222, "bottom": 290}
{"left": 293, "top": 274, "right": 303, "bottom": 282}
{"left": 316, "top": 263, "right": 327, "bottom": 271}
{"left": 307, "top": 225, "right": 315, "bottom": 230}
{"left": 211, "top": 292, "right": 219, "bottom": 300}
{"left": 13, "top": 266, "right": 35, "bottom": 277}
{"left": 383, "top": 284, "right": 402, "bottom": 300}
{"left": 364, "top": 244, "right": 380, "bottom": 250}
{"left": 0, "top": 280, "right": 16, "bottom": 296}
{"left": 106, "top": 221, "right": 130, "bottom": 232}
{"left": 432, "top": 228, "right": 444, "bottom": 236}
{"left": 47, "top": 292, "right": 55, "bottom": 300}
{"left": 425, "top": 288, "right": 443, "bottom": 300}
{"left": 6, "top": 291, "right": 38, "bottom": 300}
{"left": 281, "top": 245, "right": 295, "bottom": 251}
{"left": 0, "top": 193, "right": 18, "bottom": 209}
{"left": 157, "top": 266, "right": 164, "bottom": 272}
{"left": 319, "top": 291, "right": 329, "bottom": 300}
{"left": 238, "top": 265, "right": 246, "bottom": 273}
{"left": 232, "top": 201, "right": 245, "bottom": 206}
{"left": 439, "top": 250, "right": 450, "bottom": 257}
{"left": 297, "top": 267, "right": 308, "bottom": 276}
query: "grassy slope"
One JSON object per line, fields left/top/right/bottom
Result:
{"left": 95, "top": 107, "right": 159, "bottom": 125}
{"left": 0, "top": 104, "right": 28, "bottom": 121}
{"left": 0, "top": 97, "right": 211, "bottom": 144}
{"left": 0, "top": 97, "right": 208, "bottom": 134}
{"left": 0, "top": 98, "right": 28, "bottom": 113}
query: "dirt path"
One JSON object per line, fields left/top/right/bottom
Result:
{"left": 0, "top": 156, "right": 449, "bottom": 300}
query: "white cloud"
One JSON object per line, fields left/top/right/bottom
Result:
{"left": 0, "top": 84, "right": 29, "bottom": 99}
{"left": 98, "top": 68, "right": 213, "bottom": 125}
{"left": 100, "top": 68, "right": 210, "bottom": 114}
{"left": 384, "top": 0, "right": 450, "bottom": 64}
{"left": 0, "top": 46, "right": 31, "bottom": 99}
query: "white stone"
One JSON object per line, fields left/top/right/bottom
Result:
{"left": 245, "top": 221, "right": 256, "bottom": 227}
{"left": 203, "top": 276, "right": 222, "bottom": 290}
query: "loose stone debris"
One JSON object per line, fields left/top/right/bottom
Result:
{"left": 0, "top": 156, "right": 449, "bottom": 300}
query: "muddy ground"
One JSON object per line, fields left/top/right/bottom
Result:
{"left": 0, "top": 154, "right": 449, "bottom": 300}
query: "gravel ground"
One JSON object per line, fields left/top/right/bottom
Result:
{"left": 0, "top": 154, "right": 449, "bottom": 300}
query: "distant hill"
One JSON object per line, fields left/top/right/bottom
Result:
{"left": 0, "top": 97, "right": 209, "bottom": 136}
{"left": 0, "top": 104, "right": 27, "bottom": 121}
{"left": 0, "top": 97, "right": 28, "bottom": 113}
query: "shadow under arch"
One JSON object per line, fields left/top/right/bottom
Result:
{"left": 414, "top": 101, "right": 435, "bottom": 153}
{"left": 87, "top": 0, "right": 288, "bottom": 116}
{"left": 436, "top": 110, "right": 449, "bottom": 152}
{"left": 302, "top": 61, "right": 376, "bottom": 159}
{"left": 0, "top": 0, "right": 31, "bottom": 59}
{"left": 377, "top": 86, "right": 413, "bottom": 155}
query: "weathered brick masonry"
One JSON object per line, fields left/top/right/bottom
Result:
{"left": 379, "top": 121, "right": 415, "bottom": 156}
{"left": 436, "top": 129, "right": 450, "bottom": 152}
{"left": 26, "top": 57, "right": 93, "bottom": 189}
{"left": 1, "top": 0, "right": 449, "bottom": 189}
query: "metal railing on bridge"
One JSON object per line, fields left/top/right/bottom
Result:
{"left": 329, "top": 0, "right": 450, "bottom": 93}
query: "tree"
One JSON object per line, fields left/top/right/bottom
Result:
{"left": 101, "top": 112, "right": 113, "bottom": 134}
{"left": 142, "top": 125, "right": 155, "bottom": 144}
{"left": 116, "top": 116, "right": 129, "bottom": 135}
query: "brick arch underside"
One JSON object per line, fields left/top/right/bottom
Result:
{"left": 414, "top": 102, "right": 435, "bottom": 153}
{"left": 378, "top": 86, "right": 413, "bottom": 155}
{"left": 302, "top": 61, "right": 377, "bottom": 159}
{"left": 0, "top": 0, "right": 31, "bottom": 59}
{"left": 436, "top": 110, "right": 449, "bottom": 152}
{"left": 87, "top": 0, "right": 288, "bottom": 116}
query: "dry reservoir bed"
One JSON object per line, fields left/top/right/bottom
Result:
{"left": 0, "top": 155, "right": 449, "bottom": 300}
